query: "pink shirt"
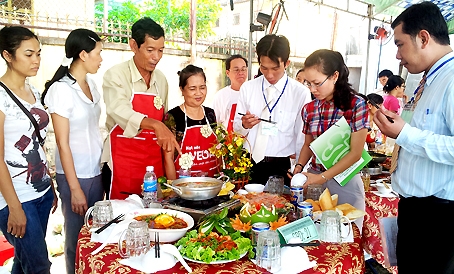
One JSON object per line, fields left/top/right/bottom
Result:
{"left": 383, "top": 95, "right": 401, "bottom": 114}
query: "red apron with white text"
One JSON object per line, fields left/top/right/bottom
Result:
{"left": 227, "top": 103, "right": 237, "bottom": 133}
{"left": 174, "top": 117, "right": 218, "bottom": 177}
{"left": 109, "top": 93, "right": 164, "bottom": 199}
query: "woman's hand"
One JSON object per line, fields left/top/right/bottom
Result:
{"left": 71, "top": 187, "right": 88, "bottom": 216}
{"left": 302, "top": 172, "right": 326, "bottom": 189}
{"left": 7, "top": 206, "right": 27, "bottom": 238}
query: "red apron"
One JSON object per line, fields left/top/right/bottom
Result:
{"left": 227, "top": 103, "right": 237, "bottom": 133}
{"left": 109, "top": 93, "right": 164, "bottom": 199}
{"left": 174, "top": 108, "right": 218, "bottom": 177}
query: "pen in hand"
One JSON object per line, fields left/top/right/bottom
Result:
{"left": 238, "top": 112, "right": 277, "bottom": 124}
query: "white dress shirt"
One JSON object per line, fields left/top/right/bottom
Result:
{"left": 213, "top": 85, "right": 240, "bottom": 129}
{"left": 45, "top": 75, "right": 103, "bottom": 178}
{"left": 234, "top": 73, "right": 311, "bottom": 159}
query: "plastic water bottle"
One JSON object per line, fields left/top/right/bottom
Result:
{"left": 178, "top": 167, "right": 191, "bottom": 178}
{"left": 143, "top": 166, "right": 158, "bottom": 208}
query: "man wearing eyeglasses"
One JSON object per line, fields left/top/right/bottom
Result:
{"left": 213, "top": 55, "right": 248, "bottom": 132}
{"left": 234, "top": 35, "right": 311, "bottom": 185}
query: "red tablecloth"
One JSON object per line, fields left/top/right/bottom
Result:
{"left": 362, "top": 191, "right": 399, "bottom": 273}
{"left": 76, "top": 224, "right": 364, "bottom": 274}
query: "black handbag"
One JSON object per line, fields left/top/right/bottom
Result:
{"left": 0, "top": 81, "right": 46, "bottom": 146}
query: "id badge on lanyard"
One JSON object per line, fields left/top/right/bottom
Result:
{"left": 262, "top": 122, "right": 278, "bottom": 136}
{"left": 401, "top": 102, "right": 417, "bottom": 124}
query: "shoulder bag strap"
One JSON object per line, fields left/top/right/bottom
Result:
{"left": 0, "top": 81, "right": 45, "bottom": 146}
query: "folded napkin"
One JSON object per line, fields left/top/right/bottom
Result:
{"left": 252, "top": 238, "right": 316, "bottom": 274}
{"left": 120, "top": 246, "right": 176, "bottom": 273}
{"left": 90, "top": 220, "right": 133, "bottom": 255}
{"left": 372, "top": 191, "right": 397, "bottom": 198}
{"left": 110, "top": 195, "right": 144, "bottom": 216}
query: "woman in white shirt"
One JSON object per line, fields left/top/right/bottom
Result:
{"left": 42, "top": 28, "right": 103, "bottom": 274}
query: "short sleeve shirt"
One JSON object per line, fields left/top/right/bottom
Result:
{"left": 302, "top": 95, "right": 368, "bottom": 171}
{"left": 0, "top": 84, "right": 51, "bottom": 209}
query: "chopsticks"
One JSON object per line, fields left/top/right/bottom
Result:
{"left": 368, "top": 99, "right": 394, "bottom": 123}
{"left": 282, "top": 241, "right": 320, "bottom": 247}
{"left": 155, "top": 232, "right": 160, "bottom": 258}
{"left": 94, "top": 213, "right": 125, "bottom": 234}
{"left": 238, "top": 112, "right": 277, "bottom": 124}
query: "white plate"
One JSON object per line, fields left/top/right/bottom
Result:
{"left": 182, "top": 251, "right": 247, "bottom": 264}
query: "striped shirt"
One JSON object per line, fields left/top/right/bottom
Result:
{"left": 302, "top": 95, "right": 369, "bottom": 171}
{"left": 394, "top": 51, "right": 454, "bottom": 200}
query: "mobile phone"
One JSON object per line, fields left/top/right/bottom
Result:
{"left": 14, "top": 135, "right": 31, "bottom": 152}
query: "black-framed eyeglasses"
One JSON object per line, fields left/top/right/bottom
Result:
{"left": 303, "top": 75, "right": 330, "bottom": 89}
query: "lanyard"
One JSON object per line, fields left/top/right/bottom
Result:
{"left": 409, "top": 56, "right": 454, "bottom": 103}
{"left": 261, "top": 77, "right": 288, "bottom": 120}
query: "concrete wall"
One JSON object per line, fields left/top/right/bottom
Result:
{"left": 0, "top": 38, "right": 227, "bottom": 132}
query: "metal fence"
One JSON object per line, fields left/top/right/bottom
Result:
{"left": 0, "top": 0, "right": 253, "bottom": 56}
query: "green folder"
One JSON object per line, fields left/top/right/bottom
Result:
{"left": 309, "top": 117, "right": 371, "bottom": 186}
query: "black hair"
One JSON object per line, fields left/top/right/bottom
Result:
{"left": 0, "top": 26, "right": 39, "bottom": 62}
{"left": 296, "top": 68, "right": 305, "bottom": 76}
{"left": 367, "top": 93, "right": 384, "bottom": 105}
{"left": 254, "top": 67, "right": 262, "bottom": 79}
{"left": 378, "top": 69, "right": 393, "bottom": 78}
{"left": 226, "top": 54, "right": 248, "bottom": 70}
{"left": 41, "top": 28, "right": 101, "bottom": 105}
{"left": 304, "top": 49, "right": 356, "bottom": 111}
{"left": 132, "top": 17, "right": 165, "bottom": 48}
{"left": 383, "top": 75, "right": 405, "bottom": 93}
{"left": 256, "top": 34, "right": 290, "bottom": 65}
{"left": 391, "top": 2, "right": 450, "bottom": 45}
{"left": 178, "top": 65, "right": 206, "bottom": 89}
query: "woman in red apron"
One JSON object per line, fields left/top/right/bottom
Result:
{"left": 163, "top": 65, "right": 218, "bottom": 179}
{"left": 109, "top": 85, "right": 165, "bottom": 199}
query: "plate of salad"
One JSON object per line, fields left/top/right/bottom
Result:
{"left": 175, "top": 230, "right": 252, "bottom": 264}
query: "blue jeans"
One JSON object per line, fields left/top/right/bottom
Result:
{"left": 0, "top": 188, "right": 53, "bottom": 274}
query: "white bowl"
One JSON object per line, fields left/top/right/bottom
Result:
{"left": 376, "top": 183, "right": 392, "bottom": 194}
{"left": 125, "top": 208, "right": 194, "bottom": 243}
{"left": 244, "top": 184, "right": 265, "bottom": 193}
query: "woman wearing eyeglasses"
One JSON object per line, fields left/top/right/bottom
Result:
{"left": 293, "top": 49, "right": 368, "bottom": 231}
{"left": 382, "top": 75, "right": 406, "bottom": 115}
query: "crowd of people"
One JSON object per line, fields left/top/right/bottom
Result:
{"left": 0, "top": 1, "right": 453, "bottom": 273}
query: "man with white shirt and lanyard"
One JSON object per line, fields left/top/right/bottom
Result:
{"left": 374, "top": 2, "right": 454, "bottom": 273}
{"left": 213, "top": 54, "right": 248, "bottom": 132}
{"left": 102, "top": 18, "right": 180, "bottom": 199}
{"left": 234, "top": 35, "right": 311, "bottom": 185}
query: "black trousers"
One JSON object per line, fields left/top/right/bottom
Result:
{"left": 101, "top": 163, "right": 112, "bottom": 199}
{"left": 397, "top": 195, "right": 454, "bottom": 274}
{"left": 249, "top": 156, "right": 291, "bottom": 186}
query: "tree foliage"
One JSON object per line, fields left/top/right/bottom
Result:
{"left": 95, "top": 0, "right": 221, "bottom": 43}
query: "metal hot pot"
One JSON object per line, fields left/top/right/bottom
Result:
{"left": 163, "top": 175, "right": 229, "bottom": 201}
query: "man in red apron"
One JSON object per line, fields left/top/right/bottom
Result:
{"left": 174, "top": 108, "right": 218, "bottom": 177}
{"left": 213, "top": 55, "right": 248, "bottom": 133}
{"left": 102, "top": 18, "right": 180, "bottom": 199}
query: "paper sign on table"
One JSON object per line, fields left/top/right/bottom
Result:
{"left": 276, "top": 217, "right": 319, "bottom": 245}
{"left": 309, "top": 116, "right": 372, "bottom": 186}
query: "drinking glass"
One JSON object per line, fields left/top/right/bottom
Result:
{"left": 318, "top": 210, "right": 351, "bottom": 243}
{"left": 306, "top": 184, "right": 325, "bottom": 201}
{"left": 118, "top": 221, "right": 151, "bottom": 258}
{"left": 360, "top": 169, "right": 371, "bottom": 192}
{"left": 267, "top": 175, "right": 284, "bottom": 195}
{"left": 256, "top": 230, "right": 281, "bottom": 272}
{"left": 84, "top": 200, "right": 113, "bottom": 229}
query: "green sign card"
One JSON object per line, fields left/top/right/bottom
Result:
{"left": 276, "top": 217, "right": 319, "bottom": 245}
{"left": 309, "top": 116, "right": 372, "bottom": 186}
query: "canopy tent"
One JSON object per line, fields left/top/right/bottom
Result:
{"left": 363, "top": 0, "right": 454, "bottom": 34}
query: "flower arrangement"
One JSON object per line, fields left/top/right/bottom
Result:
{"left": 208, "top": 124, "right": 253, "bottom": 181}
